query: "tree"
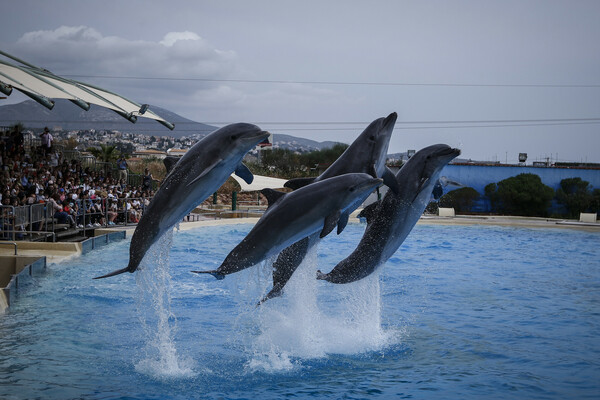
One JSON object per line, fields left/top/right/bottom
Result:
{"left": 249, "top": 143, "right": 349, "bottom": 178}
{"left": 555, "top": 177, "right": 595, "bottom": 219}
{"left": 485, "top": 173, "right": 554, "bottom": 217}
{"left": 439, "top": 187, "right": 480, "bottom": 213}
{"left": 87, "top": 144, "right": 120, "bottom": 163}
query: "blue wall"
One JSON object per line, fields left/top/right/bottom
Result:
{"left": 439, "top": 164, "right": 600, "bottom": 213}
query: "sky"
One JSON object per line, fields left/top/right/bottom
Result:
{"left": 1, "top": 0, "right": 599, "bottom": 163}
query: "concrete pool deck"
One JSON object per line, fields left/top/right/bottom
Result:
{"left": 1, "top": 214, "right": 598, "bottom": 264}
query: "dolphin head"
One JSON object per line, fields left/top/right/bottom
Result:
{"left": 211, "top": 123, "right": 270, "bottom": 154}
{"left": 368, "top": 112, "right": 397, "bottom": 167}
{"left": 337, "top": 112, "right": 397, "bottom": 171}
{"left": 404, "top": 144, "right": 461, "bottom": 196}
{"left": 338, "top": 173, "right": 383, "bottom": 210}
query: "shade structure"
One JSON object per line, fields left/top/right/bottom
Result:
{"left": 230, "top": 174, "right": 288, "bottom": 192}
{"left": 0, "top": 50, "right": 174, "bottom": 130}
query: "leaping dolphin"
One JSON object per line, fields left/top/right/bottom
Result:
{"left": 192, "top": 173, "right": 383, "bottom": 280}
{"left": 260, "top": 112, "right": 398, "bottom": 303}
{"left": 317, "top": 144, "right": 460, "bottom": 284}
{"left": 94, "top": 123, "right": 269, "bottom": 279}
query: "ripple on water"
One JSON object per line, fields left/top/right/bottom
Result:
{"left": 0, "top": 224, "right": 598, "bottom": 399}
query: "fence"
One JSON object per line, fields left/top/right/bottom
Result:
{"left": 1, "top": 195, "right": 223, "bottom": 242}
{"left": 1, "top": 204, "right": 57, "bottom": 241}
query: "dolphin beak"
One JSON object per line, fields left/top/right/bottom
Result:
{"left": 359, "top": 177, "right": 383, "bottom": 191}
{"left": 254, "top": 130, "right": 270, "bottom": 141}
{"left": 383, "top": 112, "right": 397, "bottom": 130}
{"left": 437, "top": 147, "right": 461, "bottom": 161}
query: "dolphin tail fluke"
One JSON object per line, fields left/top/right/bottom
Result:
{"left": 191, "top": 270, "right": 226, "bottom": 280}
{"left": 257, "top": 287, "right": 283, "bottom": 306}
{"left": 316, "top": 270, "right": 328, "bottom": 280}
{"left": 93, "top": 267, "right": 132, "bottom": 279}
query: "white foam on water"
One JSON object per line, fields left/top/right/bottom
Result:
{"left": 134, "top": 229, "right": 196, "bottom": 379}
{"left": 245, "top": 245, "right": 401, "bottom": 373}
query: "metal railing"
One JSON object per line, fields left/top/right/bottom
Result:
{"left": 1, "top": 194, "right": 260, "bottom": 242}
{"left": 1, "top": 204, "right": 56, "bottom": 241}
{"left": 0, "top": 242, "right": 18, "bottom": 255}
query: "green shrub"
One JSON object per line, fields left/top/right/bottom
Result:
{"left": 485, "top": 173, "right": 554, "bottom": 217}
{"left": 555, "top": 177, "right": 597, "bottom": 219}
{"left": 439, "top": 187, "right": 480, "bottom": 213}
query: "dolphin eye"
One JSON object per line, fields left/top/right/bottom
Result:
{"left": 369, "top": 135, "right": 375, "bottom": 140}
{"left": 349, "top": 187, "right": 355, "bottom": 192}
{"left": 231, "top": 134, "right": 238, "bottom": 141}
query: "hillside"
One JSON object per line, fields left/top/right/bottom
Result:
{"left": 0, "top": 99, "right": 342, "bottom": 151}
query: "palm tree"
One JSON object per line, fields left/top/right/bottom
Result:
{"left": 87, "top": 144, "right": 120, "bottom": 162}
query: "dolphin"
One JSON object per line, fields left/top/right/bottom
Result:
{"left": 284, "top": 112, "right": 398, "bottom": 192}
{"left": 94, "top": 123, "right": 269, "bottom": 279}
{"left": 317, "top": 144, "right": 460, "bottom": 284}
{"left": 192, "top": 173, "right": 383, "bottom": 280}
{"left": 260, "top": 112, "right": 398, "bottom": 303}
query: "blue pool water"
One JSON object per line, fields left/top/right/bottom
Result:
{"left": 1, "top": 223, "right": 599, "bottom": 399}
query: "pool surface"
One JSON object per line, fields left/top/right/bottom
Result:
{"left": 0, "top": 223, "right": 599, "bottom": 399}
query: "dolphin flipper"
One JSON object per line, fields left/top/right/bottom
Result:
{"left": 191, "top": 270, "right": 226, "bottom": 280}
{"left": 93, "top": 267, "right": 132, "bottom": 279}
{"left": 234, "top": 163, "right": 254, "bottom": 184}
{"left": 284, "top": 177, "right": 315, "bottom": 190}
{"left": 382, "top": 166, "right": 400, "bottom": 194}
{"left": 186, "top": 159, "right": 223, "bottom": 187}
{"left": 337, "top": 212, "right": 349, "bottom": 234}
{"left": 321, "top": 210, "right": 341, "bottom": 238}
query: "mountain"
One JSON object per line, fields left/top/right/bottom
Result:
{"left": 0, "top": 99, "right": 342, "bottom": 151}
{"left": 270, "top": 134, "right": 341, "bottom": 152}
{"left": 0, "top": 98, "right": 215, "bottom": 137}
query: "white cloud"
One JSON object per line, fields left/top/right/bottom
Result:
{"left": 159, "top": 31, "right": 201, "bottom": 47}
{"left": 13, "top": 25, "right": 239, "bottom": 82}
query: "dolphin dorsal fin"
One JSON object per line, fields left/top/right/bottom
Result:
{"left": 357, "top": 201, "right": 380, "bottom": 224}
{"left": 284, "top": 177, "right": 316, "bottom": 190}
{"left": 260, "top": 188, "right": 286, "bottom": 208}
{"left": 163, "top": 156, "right": 180, "bottom": 173}
{"left": 234, "top": 162, "right": 254, "bottom": 184}
{"left": 320, "top": 209, "right": 341, "bottom": 238}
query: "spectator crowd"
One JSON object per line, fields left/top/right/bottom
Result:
{"left": 1, "top": 127, "right": 156, "bottom": 231}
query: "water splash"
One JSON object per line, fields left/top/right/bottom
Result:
{"left": 246, "top": 245, "right": 400, "bottom": 372}
{"left": 134, "top": 229, "right": 195, "bottom": 379}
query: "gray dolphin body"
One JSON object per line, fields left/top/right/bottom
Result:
{"left": 317, "top": 144, "right": 460, "bottom": 284}
{"left": 95, "top": 123, "right": 269, "bottom": 279}
{"left": 192, "top": 173, "right": 383, "bottom": 280}
{"left": 259, "top": 112, "right": 398, "bottom": 302}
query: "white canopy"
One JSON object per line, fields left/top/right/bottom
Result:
{"left": 231, "top": 174, "right": 288, "bottom": 192}
{"left": 0, "top": 51, "right": 174, "bottom": 130}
